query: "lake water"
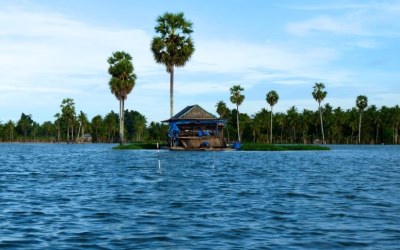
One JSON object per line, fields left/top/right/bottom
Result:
{"left": 1, "top": 144, "right": 399, "bottom": 249}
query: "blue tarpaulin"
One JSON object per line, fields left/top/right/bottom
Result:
{"left": 168, "top": 122, "right": 180, "bottom": 138}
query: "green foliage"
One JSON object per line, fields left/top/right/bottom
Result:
{"left": 151, "top": 12, "right": 195, "bottom": 117}
{"left": 113, "top": 142, "right": 161, "bottom": 150}
{"left": 151, "top": 12, "right": 195, "bottom": 70}
{"left": 108, "top": 51, "right": 136, "bottom": 145}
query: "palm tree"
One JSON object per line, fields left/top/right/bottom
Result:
{"left": 91, "top": 115, "right": 103, "bottom": 142}
{"left": 216, "top": 101, "right": 229, "bottom": 118}
{"left": 107, "top": 51, "right": 136, "bottom": 145}
{"left": 54, "top": 113, "right": 61, "bottom": 142}
{"left": 230, "top": 85, "right": 245, "bottom": 143}
{"left": 60, "top": 98, "right": 76, "bottom": 143}
{"left": 356, "top": 95, "right": 368, "bottom": 144}
{"left": 216, "top": 100, "right": 231, "bottom": 141}
{"left": 5, "top": 120, "right": 15, "bottom": 142}
{"left": 266, "top": 90, "right": 279, "bottom": 143}
{"left": 151, "top": 12, "right": 195, "bottom": 118}
{"left": 312, "top": 83, "right": 327, "bottom": 144}
{"left": 77, "top": 111, "right": 89, "bottom": 142}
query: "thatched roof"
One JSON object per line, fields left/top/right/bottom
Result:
{"left": 163, "top": 104, "right": 219, "bottom": 122}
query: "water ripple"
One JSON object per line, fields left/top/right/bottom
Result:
{"left": 1, "top": 143, "right": 400, "bottom": 249}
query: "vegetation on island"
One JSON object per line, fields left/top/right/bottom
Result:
{"left": 0, "top": 12, "right": 399, "bottom": 147}
{"left": 1, "top": 87, "right": 400, "bottom": 145}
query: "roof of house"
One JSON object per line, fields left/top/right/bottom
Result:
{"left": 163, "top": 104, "right": 220, "bottom": 122}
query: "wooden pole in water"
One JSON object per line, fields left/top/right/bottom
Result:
{"left": 157, "top": 142, "right": 161, "bottom": 172}
{"left": 212, "top": 149, "right": 215, "bottom": 170}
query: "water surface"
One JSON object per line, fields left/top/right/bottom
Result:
{"left": 1, "top": 144, "right": 399, "bottom": 249}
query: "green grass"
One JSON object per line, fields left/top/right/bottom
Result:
{"left": 113, "top": 142, "right": 161, "bottom": 150}
{"left": 114, "top": 142, "right": 330, "bottom": 151}
{"left": 239, "top": 143, "right": 330, "bottom": 151}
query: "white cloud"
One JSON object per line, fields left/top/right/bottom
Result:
{"left": 286, "top": 16, "right": 368, "bottom": 36}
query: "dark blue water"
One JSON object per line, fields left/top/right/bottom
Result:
{"left": 1, "top": 144, "right": 399, "bottom": 249}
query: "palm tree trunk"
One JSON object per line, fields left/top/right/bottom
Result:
{"left": 57, "top": 122, "right": 60, "bottom": 143}
{"left": 319, "top": 103, "right": 325, "bottom": 144}
{"left": 170, "top": 66, "right": 174, "bottom": 118}
{"left": 236, "top": 104, "right": 241, "bottom": 143}
{"left": 270, "top": 106, "right": 273, "bottom": 144}
{"left": 119, "top": 99, "right": 124, "bottom": 145}
{"left": 375, "top": 125, "right": 379, "bottom": 144}
{"left": 358, "top": 112, "right": 362, "bottom": 144}
{"left": 67, "top": 123, "right": 70, "bottom": 143}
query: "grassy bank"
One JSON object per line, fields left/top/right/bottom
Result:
{"left": 114, "top": 142, "right": 329, "bottom": 151}
{"left": 239, "top": 143, "right": 330, "bottom": 151}
{"left": 113, "top": 142, "right": 161, "bottom": 150}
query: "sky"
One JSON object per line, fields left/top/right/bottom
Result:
{"left": 1, "top": 0, "right": 399, "bottom": 124}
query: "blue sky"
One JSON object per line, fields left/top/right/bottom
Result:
{"left": 1, "top": 0, "right": 399, "bottom": 124}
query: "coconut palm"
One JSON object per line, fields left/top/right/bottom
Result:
{"left": 266, "top": 90, "right": 279, "bottom": 143}
{"left": 5, "top": 120, "right": 15, "bottom": 142}
{"left": 230, "top": 85, "right": 245, "bottom": 143}
{"left": 107, "top": 51, "right": 136, "bottom": 145}
{"left": 60, "top": 98, "right": 76, "bottom": 143}
{"left": 54, "top": 113, "right": 61, "bottom": 142}
{"left": 312, "top": 83, "right": 327, "bottom": 144}
{"left": 151, "top": 12, "right": 195, "bottom": 118}
{"left": 216, "top": 101, "right": 229, "bottom": 118}
{"left": 356, "top": 95, "right": 368, "bottom": 144}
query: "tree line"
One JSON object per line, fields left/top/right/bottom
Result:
{"left": 0, "top": 98, "right": 167, "bottom": 143}
{"left": 1, "top": 92, "right": 399, "bottom": 144}
{"left": 219, "top": 83, "right": 399, "bottom": 145}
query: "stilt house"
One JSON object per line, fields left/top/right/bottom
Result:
{"left": 163, "top": 105, "right": 227, "bottom": 149}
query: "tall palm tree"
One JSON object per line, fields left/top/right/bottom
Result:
{"left": 266, "top": 90, "right": 279, "bottom": 143}
{"left": 312, "top": 83, "right": 327, "bottom": 144}
{"left": 151, "top": 12, "right": 195, "bottom": 118}
{"left": 107, "top": 51, "right": 136, "bottom": 145}
{"left": 230, "top": 85, "right": 245, "bottom": 143}
{"left": 356, "top": 95, "right": 368, "bottom": 144}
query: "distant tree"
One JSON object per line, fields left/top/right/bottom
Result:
{"left": 16, "top": 113, "right": 33, "bottom": 142}
{"left": 252, "top": 108, "right": 269, "bottom": 143}
{"left": 107, "top": 51, "right": 137, "bottom": 145}
{"left": 31, "top": 122, "right": 39, "bottom": 141}
{"left": 151, "top": 12, "right": 195, "bottom": 118}
{"left": 286, "top": 106, "right": 298, "bottom": 143}
{"left": 390, "top": 105, "right": 400, "bottom": 144}
{"left": 230, "top": 85, "right": 245, "bottom": 143}
{"left": 124, "top": 110, "right": 147, "bottom": 141}
{"left": 312, "top": 83, "right": 327, "bottom": 144}
{"left": 54, "top": 113, "right": 61, "bottom": 142}
{"left": 5, "top": 120, "right": 15, "bottom": 142}
{"left": 77, "top": 111, "right": 89, "bottom": 141}
{"left": 91, "top": 115, "right": 103, "bottom": 142}
{"left": 216, "top": 101, "right": 229, "bottom": 118}
{"left": 356, "top": 95, "right": 368, "bottom": 144}
{"left": 148, "top": 122, "right": 168, "bottom": 141}
{"left": 60, "top": 98, "right": 76, "bottom": 142}
{"left": 104, "top": 111, "right": 119, "bottom": 143}
{"left": 41, "top": 121, "right": 54, "bottom": 140}
{"left": 266, "top": 90, "right": 279, "bottom": 143}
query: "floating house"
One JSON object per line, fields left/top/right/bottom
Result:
{"left": 163, "top": 105, "right": 228, "bottom": 150}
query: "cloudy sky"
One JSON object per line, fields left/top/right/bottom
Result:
{"left": 1, "top": 0, "right": 399, "bottom": 124}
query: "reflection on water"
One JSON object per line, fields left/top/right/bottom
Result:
{"left": 1, "top": 143, "right": 399, "bottom": 249}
